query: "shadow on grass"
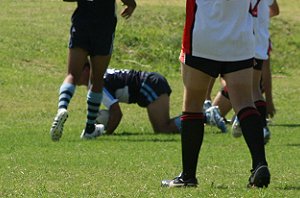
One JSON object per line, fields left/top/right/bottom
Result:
{"left": 213, "top": 184, "right": 300, "bottom": 191}
{"left": 101, "top": 131, "right": 180, "bottom": 143}
{"left": 271, "top": 124, "right": 300, "bottom": 128}
{"left": 275, "top": 185, "right": 300, "bottom": 191}
{"left": 210, "top": 183, "right": 229, "bottom": 189}
{"left": 113, "top": 132, "right": 156, "bottom": 136}
{"left": 286, "top": 143, "right": 300, "bottom": 147}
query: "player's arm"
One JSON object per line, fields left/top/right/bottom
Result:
{"left": 262, "top": 59, "right": 276, "bottom": 118}
{"left": 120, "top": 0, "right": 136, "bottom": 19}
{"left": 269, "top": 0, "right": 280, "bottom": 17}
{"left": 106, "top": 103, "right": 123, "bottom": 135}
{"left": 102, "top": 88, "right": 122, "bottom": 134}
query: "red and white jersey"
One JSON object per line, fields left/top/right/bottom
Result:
{"left": 181, "top": 0, "right": 254, "bottom": 62}
{"left": 251, "top": 0, "right": 271, "bottom": 60}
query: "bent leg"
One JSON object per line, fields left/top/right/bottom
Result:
{"left": 212, "top": 91, "right": 232, "bottom": 118}
{"left": 147, "top": 94, "right": 179, "bottom": 133}
{"left": 89, "top": 55, "right": 111, "bottom": 92}
{"left": 84, "top": 55, "right": 111, "bottom": 133}
{"left": 64, "top": 48, "right": 89, "bottom": 84}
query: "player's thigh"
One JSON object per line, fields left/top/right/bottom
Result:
{"left": 252, "top": 69, "right": 263, "bottom": 100}
{"left": 223, "top": 68, "right": 254, "bottom": 113}
{"left": 89, "top": 55, "right": 111, "bottom": 90}
{"left": 67, "top": 48, "right": 89, "bottom": 82}
{"left": 147, "top": 94, "right": 170, "bottom": 128}
{"left": 182, "top": 63, "right": 211, "bottom": 112}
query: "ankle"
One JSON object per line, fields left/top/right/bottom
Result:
{"left": 85, "top": 124, "right": 95, "bottom": 134}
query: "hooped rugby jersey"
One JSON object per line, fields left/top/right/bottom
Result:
{"left": 181, "top": 0, "right": 254, "bottom": 62}
{"left": 102, "top": 69, "right": 148, "bottom": 109}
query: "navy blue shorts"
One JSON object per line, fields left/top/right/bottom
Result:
{"left": 184, "top": 54, "right": 254, "bottom": 78}
{"left": 137, "top": 72, "right": 172, "bottom": 107}
{"left": 68, "top": 22, "right": 116, "bottom": 56}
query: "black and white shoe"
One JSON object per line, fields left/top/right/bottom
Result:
{"left": 161, "top": 173, "right": 198, "bottom": 187}
{"left": 248, "top": 164, "right": 270, "bottom": 188}
{"left": 50, "top": 109, "right": 68, "bottom": 141}
{"left": 80, "top": 124, "right": 105, "bottom": 139}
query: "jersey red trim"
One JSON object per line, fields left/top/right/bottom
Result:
{"left": 182, "top": 0, "right": 197, "bottom": 54}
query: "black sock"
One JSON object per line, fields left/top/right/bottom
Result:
{"left": 255, "top": 100, "right": 267, "bottom": 127}
{"left": 85, "top": 123, "right": 95, "bottom": 134}
{"left": 238, "top": 107, "right": 267, "bottom": 169}
{"left": 181, "top": 112, "right": 204, "bottom": 180}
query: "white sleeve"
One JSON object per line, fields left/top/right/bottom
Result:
{"left": 102, "top": 88, "right": 119, "bottom": 109}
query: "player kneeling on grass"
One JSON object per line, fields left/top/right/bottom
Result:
{"left": 77, "top": 63, "right": 182, "bottom": 134}
{"left": 78, "top": 63, "right": 226, "bottom": 134}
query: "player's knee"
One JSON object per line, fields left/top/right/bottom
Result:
{"left": 152, "top": 122, "right": 177, "bottom": 134}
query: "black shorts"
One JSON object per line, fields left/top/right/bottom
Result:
{"left": 184, "top": 54, "right": 254, "bottom": 78}
{"left": 253, "top": 59, "right": 264, "bottom": 70}
{"left": 68, "top": 21, "right": 116, "bottom": 56}
{"left": 137, "top": 72, "right": 172, "bottom": 107}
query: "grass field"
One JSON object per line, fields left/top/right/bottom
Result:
{"left": 0, "top": 0, "right": 299, "bottom": 197}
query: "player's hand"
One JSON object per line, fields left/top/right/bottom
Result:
{"left": 266, "top": 101, "right": 276, "bottom": 118}
{"left": 120, "top": 0, "right": 136, "bottom": 19}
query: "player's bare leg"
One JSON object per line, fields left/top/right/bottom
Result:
{"left": 147, "top": 94, "right": 179, "bottom": 133}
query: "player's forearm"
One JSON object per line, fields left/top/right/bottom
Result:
{"left": 262, "top": 60, "right": 273, "bottom": 102}
{"left": 106, "top": 116, "right": 122, "bottom": 134}
{"left": 106, "top": 104, "right": 123, "bottom": 134}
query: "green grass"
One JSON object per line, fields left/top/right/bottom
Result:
{"left": 0, "top": 0, "right": 300, "bottom": 197}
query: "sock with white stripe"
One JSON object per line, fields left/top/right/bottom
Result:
{"left": 85, "top": 90, "right": 102, "bottom": 134}
{"left": 58, "top": 82, "right": 76, "bottom": 110}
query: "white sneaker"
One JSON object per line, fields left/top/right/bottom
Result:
{"left": 232, "top": 116, "right": 242, "bottom": 138}
{"left": 50, "top": 109, "right": 68, "bottom": 141}
{"left": 205, "top": 106, "right": 227, "bottom": 133}
{"left": 203, "top": 100, "right": 212, "bottom": 112}
{"left": 80, "top": 124, "right": 105, "bottom": 139}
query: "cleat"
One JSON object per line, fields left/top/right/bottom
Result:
{"left": 247, "top": 164, "right": 270, "bottom": 188}
{"left": 263, "top": 127, "right": 271, "bottom": 145}
{"left": 205, "top": 106, "right": 227, "bottom": 133}
{"left": 203, "top": 100, "right": 212, "bottom": 112}
{"left": 50, "top": 109, "right": 68, "bottom": 141}
{"left": 231, "top": 116, "right": 242, "bottom": 138}
{"left": 161, "top": 173, "right": 198, "bottom": 188}
{"left": 80, "top": 124, "right": 105, "bottom": 139}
